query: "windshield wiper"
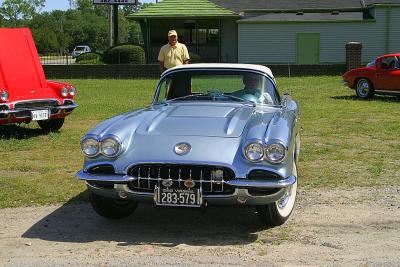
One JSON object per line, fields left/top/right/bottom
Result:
{"left": 168, "top": 93, "right": 209, "bottom": 101}
{"left": 204, "top": 91, "right": 256, "bottom": 106}
{"left": 167, "top": 91, "right": 255, "bottom": 106}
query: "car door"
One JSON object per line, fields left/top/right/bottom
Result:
{"left": 375, "top": 56, "right": 400, "bottom": 91}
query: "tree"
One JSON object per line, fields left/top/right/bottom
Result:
{"left": 0, "top": 0, "right": 44, "bottom": 27}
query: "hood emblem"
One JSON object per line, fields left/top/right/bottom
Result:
{"left": 162, "top": 179, "right": 173, "bottom": 187}
{"left": 174, "top": 142, "right": 191, "bottom": 155}
{"left": 184, "top": 179, "right": 195, "bottom": 188}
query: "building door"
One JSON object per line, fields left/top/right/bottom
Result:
{"left": 297, "top": 33, "right": 320, "bottom": 64}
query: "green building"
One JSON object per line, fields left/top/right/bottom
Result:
{"left": 128, "top": 0, "right": 400, "bottom": 64}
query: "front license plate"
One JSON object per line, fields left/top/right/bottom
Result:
{"left": 31, "top": 110, "right": 49, "bottom": 121}
{"left": 155, "top": 187, "right": 202, "bottom": 207}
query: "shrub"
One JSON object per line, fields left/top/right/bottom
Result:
{"left": 75, "top": 52, "right": 103, "bottom": 64}
{"left": 103, "top": 44, "right": 145, "bottom": 64}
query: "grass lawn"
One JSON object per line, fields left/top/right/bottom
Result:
{"left": 0, "top": 77, "right": 399, "bottom": 208}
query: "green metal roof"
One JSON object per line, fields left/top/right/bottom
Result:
{"left": 127, "top": 0, "right": 239, "bottom": 19}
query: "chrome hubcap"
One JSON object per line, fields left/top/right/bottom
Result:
{"left": 357, "top": 80, "right": 370, "bottom": 96}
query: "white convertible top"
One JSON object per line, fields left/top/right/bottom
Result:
{"left": 163, "top": 63, "right": 274, "bottom": 79}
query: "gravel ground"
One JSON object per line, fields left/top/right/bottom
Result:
{"left": 0, "top": 186, "right": 399, "bottom": 267}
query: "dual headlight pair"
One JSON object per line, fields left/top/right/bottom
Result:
{"left": 81, "top": 136, "right": 121, "bottom": 158}
{"left": 244, "top": 141, "right": 286, "bottom": 164}
{"left": 61, "top": 87, "right": 77, "bottom": 98}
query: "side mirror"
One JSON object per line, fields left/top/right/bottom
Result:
{"left": 281, "top": 93, "right": 289, "bottom": 109}
{"left": 282, "top": 93, "right": 299, "bottom": 116}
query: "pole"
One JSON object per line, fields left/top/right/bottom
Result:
{"left": 113, "top": 4, "right": 119, "bottom": 46}
{"left": 109, "top": 5, "right": 113, "bottom": 47}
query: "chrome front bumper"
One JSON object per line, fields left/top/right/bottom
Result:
{"left": 0, "top": 103, "right": 78, "bottom": 115}
{"left": 76, "top": 170, "right": 296, "bottom": 205}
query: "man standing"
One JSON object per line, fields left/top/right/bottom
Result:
{"left": 158, "top": 30, "right": 190, "bottom": 73}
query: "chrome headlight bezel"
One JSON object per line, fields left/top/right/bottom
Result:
{"left": 61, "top": 87, "right": 69, "bottom": 97}
{"left": 69, "top": 86, "right": 77, "bottom": 96}
{"left": 80, "top": 137, "right": 100, "bottom": 158}
{"left": 244, "top": 141, "right": 265, "bottom": 162}
{"left": 264, "top": 142, "right": 287, "bottom": 164}
{"left": 100, "top": 136, "right": 122, "bottom": 158}
{"left": 0, "top": 90, "right": 9, "bottom": 102}
{"left": 80, "top": 135, "right": 123, "bottom": 158}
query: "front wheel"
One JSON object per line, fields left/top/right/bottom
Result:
{"left": 256, "top": 163, "right": 298, "bottom": 226}
{"left": 38, "top": 118, "right": 65, "bottom": 132}
{"left": 89, "top": 191, "right": 138, "bottom": 219}
{"left": 356, "top": 78, "right": 375, "bottom": 99}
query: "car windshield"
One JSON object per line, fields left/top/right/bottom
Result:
{"left": 155, "top": 70, "right": 280, "bottom": 105}
{"left": 75, "top": 46, "right": 86, "bottom": 51}
{"left": 367, "top": 60, "right": 376, "bottom": 67}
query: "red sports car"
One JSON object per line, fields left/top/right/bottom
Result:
{"left": 0, "top": 28, "right": 77, "bottom": 131}
{"left": 342, "top": 53, "right": 400, "bottom": 99}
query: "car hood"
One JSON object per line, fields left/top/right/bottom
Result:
{"left": 0, "top": 28, "right": 49, "bottom": 101}
{"left": 91, "top": 102, "right": 278, "bottom": 139}
{"left": 136, "top": 103, "right": 255, "bottom": 138}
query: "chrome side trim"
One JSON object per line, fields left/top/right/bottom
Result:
{"left": 375, "top": 90, "right": 400, "bottom": 95}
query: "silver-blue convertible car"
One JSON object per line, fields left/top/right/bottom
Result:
{"left": 77, "top": 64, "right": 301, "bottom": 226}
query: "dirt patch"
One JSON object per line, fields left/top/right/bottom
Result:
{"left": 0, "top": 186, "right": 399, "bottom": 266}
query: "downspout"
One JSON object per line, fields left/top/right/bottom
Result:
{"left": 195, "top": 20, "right": 199, "bottom": 57}
{"left": 218, "top": 19, "right": 221, "bottom": 62}
{"left": 386, "top": 7, "right": 391, "bottom": 53}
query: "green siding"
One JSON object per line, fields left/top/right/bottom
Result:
{"left": 389, "top": 7, "right": 400, "bottom": 52}
{"left": 128, "top": 0, "right": 238, "bottom": 19}
{"left": 220, "top": 20, "right": 238, "bottom": 62}
{"left": 238, "top": 7, "right": 396, "bottom": 64}
{"left": 297, "top": 33, "right": 320, "bottom": 64}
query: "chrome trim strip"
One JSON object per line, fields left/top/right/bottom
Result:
{"left": 375, "top": 90, "right": 400, "bottom": 94}
{"left": 226, "top": 175, "right": 296, "bottom": 189}
{"left": 76, "top": 170, "right": 135, "bottom": 182}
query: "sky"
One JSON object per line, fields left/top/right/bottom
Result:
{"left": 42, "top": 0, "right": 156, "bottom": 12}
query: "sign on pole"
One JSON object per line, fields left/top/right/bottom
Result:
{"left": 93, "top": 0, "right": 137, "bottom": 4}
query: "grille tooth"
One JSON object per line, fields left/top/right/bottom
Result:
{"left": 128, "top": 164, "right": 235, "bottom": 195}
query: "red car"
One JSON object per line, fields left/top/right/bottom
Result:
{"left": 343, "top": 53, "right": 400, "bottom": 99}
{"left": 0, "top": 28, "right": 77, "bottom": 131}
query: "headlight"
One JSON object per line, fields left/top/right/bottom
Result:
{"left": 101, "top": 137, "right": 121, "bottom": 157}
{"left": 265, "top": 143, "right": 286, "bottom": 163}
{"left": 61, "top": 87, "right": 69, "bottom": 97}
{"left": 69, "top": 87, "right": 77, "bottom": 96}
{"left": 81, "top": 138, "right": 99, "bottom": 157}
{"left": 244, "top": 142, "right": 264, "bottom": 162}
{"left": 0, "top": 90, "right": 9, "bottom": 101}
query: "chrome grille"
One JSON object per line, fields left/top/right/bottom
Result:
{"left": 128, "top": 164, "right": 235, "bottom": 195}
{"left": 13, "top": 100, "right": 60, "bottom": 118}
{"left": 14, "top": 100, "right": 59, "bottom": 109}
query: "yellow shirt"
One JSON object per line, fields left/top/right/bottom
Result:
{"left": 158, "top": 42, "right": 190, "bottom": 69}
